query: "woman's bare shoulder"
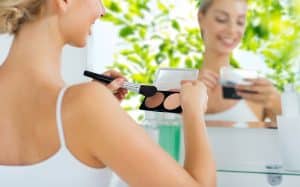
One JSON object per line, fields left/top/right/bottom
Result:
{"left": 67, "top": 81, "right": 119, "bottom": 105}
{"left": 66, "top": 81, "right": 114, "bottom": 101}
{"left": 62, "top": 81, "right": 123, "bottom": 125}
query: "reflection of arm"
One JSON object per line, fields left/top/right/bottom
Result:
{"left": 205, "top": 120, "right": 236, "bottom": 127}
{"left": 76, "top": 82, "right": 216, "bottom": 187}
{"left": 263, "top": 91, "right": 282, "bottom": 123}
{"left": 263, "top": 107, "right": 279, "bottom": 123}
{"left": 236, "top": 78, "right": 282, "bottom": 122}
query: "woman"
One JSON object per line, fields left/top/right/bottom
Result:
{"left": 0, "top": 0, "right": 215, "bottom": 186}
{"left": 197, "top": 0, "right": 281, "bottom": 123}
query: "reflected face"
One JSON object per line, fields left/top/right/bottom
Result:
{"left": 60, "top": 0, "right": 105, "bottom": 47}
{"left": 199, "top": 0, "right": 247, "bottom": 55}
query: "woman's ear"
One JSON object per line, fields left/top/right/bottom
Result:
{"left": 198, "top": 12, "right": 203, "bottom": 34}
{"left": 53, "top": 0, "right": 69, "bottom": 13}
{"left": 198, "top": 12, "right": 206, "bottom": 39}
{"left": 198, "top": 11, "right": 204, "bottom": 27}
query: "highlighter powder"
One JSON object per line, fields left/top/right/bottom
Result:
{"left": 145, "top": 92, "right": 165, "bottom": 108}
{"left": 163, "top": 93, "right": 180, "bottom": 110}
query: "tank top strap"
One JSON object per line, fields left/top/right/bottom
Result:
{"left": 56, "top": 86, "right": 69, "bottom": 147}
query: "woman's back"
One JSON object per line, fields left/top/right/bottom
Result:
{"left": 0, "top": 77, "right": 112, "bottom": 186}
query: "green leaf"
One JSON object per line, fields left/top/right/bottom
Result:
{"left": 171, "top": 20, "right": 180, "bottom": 31}
{"left": 157, "top": 1, "right": 169, "bottom": 14}
{"left": 119, "top": 26, "right": 134, "bottom": 37}
{"left": 110, "top": 2, "right": 121, "bottom": 12}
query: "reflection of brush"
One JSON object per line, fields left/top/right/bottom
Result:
{"left": 84, "top": 71, "right": 157, "bottom": 97}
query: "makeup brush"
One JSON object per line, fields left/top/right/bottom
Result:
{"left": 84, "top": 70, "right": 157, "bottom": 97}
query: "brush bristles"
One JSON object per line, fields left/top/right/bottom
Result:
{"left": 140, "top": 85, "right": 157, "bottom": 97}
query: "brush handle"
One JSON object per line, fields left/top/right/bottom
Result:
{"left": 84, "top": 71, "right": 114, "bottom": 84}
{"left": 84, "top": 70, "right": 141, "bottom": 92}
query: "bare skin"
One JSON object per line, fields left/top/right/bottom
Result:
{"left": 0, "top": 0, "right": 216, "bottom": 186}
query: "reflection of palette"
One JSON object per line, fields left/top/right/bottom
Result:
{"left": 140, "top": 91, "right": 182, "bottom": 114}
{"left": 220, "top": 67, "right": 258, "bottom": 86}
{"left": 222, "top": 86, "right": 242, "bottom": 99}
{"left": 154, "top": 68, "right": 199, "bottom": 90}
{"left": 220, "top": 67, "right": 259, "bottom": 99}
{"left": 222, "top": 86, "right": 258, "bottom": 100}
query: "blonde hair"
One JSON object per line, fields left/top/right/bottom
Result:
{"left": 198, "top": 0, "right": 214, "bottom": 15}
{"left": 0, "top": 0, "right": 45, "bottom": 34}
{"left": 198, "top": 0, "right": 247, "bottom": 21}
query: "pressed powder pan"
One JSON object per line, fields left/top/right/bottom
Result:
{"left": 145, "top": 92, "right": 165, "bottom": 108}
{"left": 163, "top": 93, "right": 180, "bottom": 110}
{"left": 140, "top": 91, "right": 182, "bottom": 114}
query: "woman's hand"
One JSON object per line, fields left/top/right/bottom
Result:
{"left": 102, "top": 70, "right": 128, "bottom": 101}
{"left": 236, "top": 78, "right": 282, "bottom": 115}
{"left": 198, "top": 69, "right": 219, "bottom": 91}
{"left": 180, "top": 80, "right": 208, "bottom": 116}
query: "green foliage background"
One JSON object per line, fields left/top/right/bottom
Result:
{"left": 101, "top": 0, "right": 300, "bottom": 118}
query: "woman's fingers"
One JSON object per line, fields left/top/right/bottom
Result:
{"left": 236, "top": 77, "right": 279, "bottom": 108}
{"left": 199, "top": 72, "right": 219, "bottom": 89}
{"left": 236, "top": 85, "right": 270, "bottom": 95}
{"left": 102, "top": 70, "right": 128, "bottom": 101}
{"left": 202, "top": 79, "right": 216, "bottom": 89}
{"left": 180, "top": 80, "right": 208, "bottom": 114}
{"left": 237, "top": 91, "right": 266, "bottom": 103}
{"left": 106, "top": 78, "right": 125, "bottom": 93}
{"left": 244, "top": 78, "right": 271, "bottom": 86}
{"left": 204, "top": 70, "right": 219, "bottom": 80}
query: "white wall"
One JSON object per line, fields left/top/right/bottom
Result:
{"left": 0, "top": 34, "right": 12, "bottom": 62}
{"left": 86, "top": 20, "right": 118, "bottom": 73}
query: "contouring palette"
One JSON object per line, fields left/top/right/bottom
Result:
{"left": 140, "top": 91, "right": 182, "bottom": 114}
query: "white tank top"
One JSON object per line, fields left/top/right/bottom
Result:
{"left": 0, "top": 87, "right": 112, "bottom": 186}
{"left": 205, "top": 100, "right": 259, "bottom": 122}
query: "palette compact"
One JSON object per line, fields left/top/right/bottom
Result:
{"left": 220, "top": 67, "right": 259, "bottom": 99}
{"left": 140, "top": 90, "right": 182, "bottom": 114}
{"left": 139, "top": 68, "right": 199, "bottom": 114}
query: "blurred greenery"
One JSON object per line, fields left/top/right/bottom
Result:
{"left": 102, "top": 0, "right": 300, "bottom": 118}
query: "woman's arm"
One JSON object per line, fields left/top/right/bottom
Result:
{"left": 181, "top": 81, "right": 216, "bottom": 186}
{"left": 75, "top": 81, "right": 216, "bottom": 187}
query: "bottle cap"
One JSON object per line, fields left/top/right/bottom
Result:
{"left": 144, "top": 111, "right": 157, "bottom": 120}
{"left": 164, "top": 113, "right": 176, "bottom": 120}
{"left": 284, "top": 84, "right": 295, "bottom": 92}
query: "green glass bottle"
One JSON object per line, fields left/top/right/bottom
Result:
{"left": 158, "top": 113, "right": 181, "bottom": 162}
